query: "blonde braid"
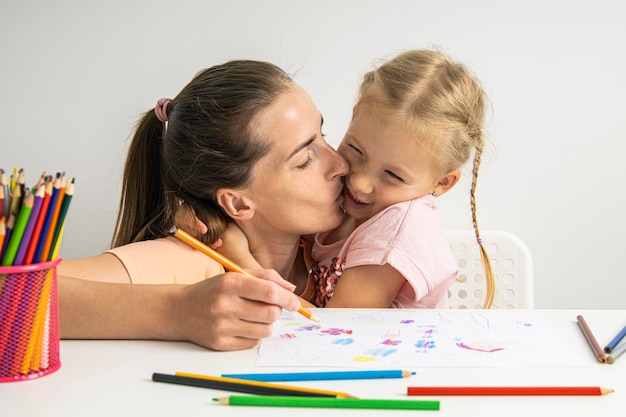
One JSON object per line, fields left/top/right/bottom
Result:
{"left": 470, "top": 141, "right": 495, "bottom": 308}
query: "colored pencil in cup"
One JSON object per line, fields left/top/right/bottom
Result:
{"left": 407, "top": 386, "right": 614, "bottom": 396}
{"left": 49, "top": 178, "right": 74, "bottom": 259}
{"left": 153, "top": 372, "right": 355, "bottom": 398}
{"left": 604, "top": 324, "right": 626, "bottom": 354}
{"left": 212, "top": 396, "right": 440, "bottom": 410}
{"left": 40, "top": 173, "right": 65, "bottom": 262}
{"left": 0, "top": 218, "right": 6, "bottom": 260}
{"left": 222, "top": 369, "right": 415, "bottom": 382}
{"left": 23, "top": 177, "right": 53, "bottom": 265}
{"left": 576, "top": 314, "right": 607, "bottom": 363}
{"left": 174, "top": 228, "right": 319, "bottom": 322}
{"left": 1, "top": 189, "right": 33, "bottom": 266}
{"left": 13, "top": 184, "right": 45, "bottom": 265}
{"left": 33, "top": 173, "right": 61, "bottom": 263}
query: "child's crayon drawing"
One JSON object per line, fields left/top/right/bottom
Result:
{"left": 256, "top": 310, "right": 584, "bottom": 368}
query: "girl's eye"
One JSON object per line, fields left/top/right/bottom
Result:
{"left": 349, "top": 144, "right": 363, "bottom": 155}
{"left": 385, "top": 170, "right": 405, "bottom": 182}
{"left": 297, "top": 157, "right": 313, "bottom": 170}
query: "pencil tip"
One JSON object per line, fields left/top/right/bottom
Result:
{"left": 607, "top": 356, "right": 615, "bottom": 364}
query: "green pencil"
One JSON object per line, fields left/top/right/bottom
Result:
{"left": 213, "top": 395, "right": 440, "bottom": 410}
{"left": 1, "top": 190, "right": 33, "bottom": 266}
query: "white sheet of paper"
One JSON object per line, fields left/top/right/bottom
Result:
{"left": 256, "top": 309, "right": 584, "bottom": 368}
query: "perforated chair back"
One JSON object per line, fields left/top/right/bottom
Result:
{"left": 445, "top": 230, "right": 534, "bottom": 309}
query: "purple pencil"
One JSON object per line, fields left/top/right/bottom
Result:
{"left": 13, "top": 185, "right": 45, "bottom": 265}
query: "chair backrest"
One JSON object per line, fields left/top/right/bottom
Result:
{"left": 445, "top": 230, "right": 534, "bottom": 309}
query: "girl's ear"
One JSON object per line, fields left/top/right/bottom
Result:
{"left": 432, "top": 170, "right": 461, "bottom": 197}
{"left": 216, "top": 189, "right": 255, "bottom": 220}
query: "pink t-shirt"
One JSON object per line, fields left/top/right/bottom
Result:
{"left": 106, "top": 236, "right": 225, "bottom": 284}
{"left": 310, "top": 195, "right": 457, "bottom": 308}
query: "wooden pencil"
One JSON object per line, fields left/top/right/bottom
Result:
{"left": 13, "top": 184, "right": 45, "bottom": 265}
{"left": 407, "top": 386, "right": 614, "bottom": 396}
{"left": 222, "top": 369, "right": 416, "bottom": 382}
{"left": 576, "top": 314, "right": 607, "bottom": 363}
{"left": 23, "top": 177, "right": 53, "bottom": 265}
{"left": 154, "top": 372, "right": 355, "bottom": 398}
{"left": 604, "top": 324, "right": 626, "bottom": 354}
{"left": 40, "top": 173, "right": 65, "bottom": 262}
{"left": 174, "top": 228, "right": 319, "bottom": 322}
{"left": 607, "top": 340, "right": 626, "bottom": 364}
{"left": 2, "top": 189, "right": 33, "bottom": 266}
{"left": 212, "top": 396, "right": 440, "bottom": 410}
{"left": 49, "top": 178, "right": 74, "bottom": 259}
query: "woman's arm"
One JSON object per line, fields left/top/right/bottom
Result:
{"left": 58, "top": 269, "right": 301, "bottom": 351}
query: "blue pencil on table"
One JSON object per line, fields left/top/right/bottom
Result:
{"left": 221, "top": 369, "right": 415, "bottom": 382}
{"left": 604, "top": 325, "right": 626, "bottom": 354}
{"left": 607, "top": 340, "right": 626, "bottom": 364}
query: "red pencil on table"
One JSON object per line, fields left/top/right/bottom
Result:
{"left": 407, "top": 386, "right": 614, "bottom": 396}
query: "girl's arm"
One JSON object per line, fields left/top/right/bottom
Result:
{"left": 324, "top": 264, "right": 406, "bottom": 308}
{"left": 216, "top": 222, "right": 264, "bottom": 270}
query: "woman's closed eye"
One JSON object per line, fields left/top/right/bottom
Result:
{"left": 297, "top": 156, "right": 313, "bottom": 170}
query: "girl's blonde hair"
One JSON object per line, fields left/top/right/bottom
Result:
{"left": 357, "top": 49, "right": 495, "bottom": 308}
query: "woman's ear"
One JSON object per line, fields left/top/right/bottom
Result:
{"left": 432, "top": 170, "right": 461, "bottom": 197}
{"left": 216, "top": 189, "right": 255, "bottom": 220}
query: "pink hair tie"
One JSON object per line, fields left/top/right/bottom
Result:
{"left": 476, "top": 237, "right": 483, "bottom": 244}
{"left": 155, "top": 98, "right": 172, "bottom": 122}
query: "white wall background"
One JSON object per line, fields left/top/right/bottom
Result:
{"left": 2, "top": 0, "right": 624, "bottom": 309}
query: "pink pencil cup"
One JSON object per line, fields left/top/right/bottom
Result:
{"left": 0, "top": 258, "right": 62, "bottom": 382}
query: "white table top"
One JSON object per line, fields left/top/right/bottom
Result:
{"left": 2, "top": 310, "right": 624, "bottom": 416}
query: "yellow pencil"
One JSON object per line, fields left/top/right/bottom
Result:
{"left": 174, "top": 229, "right": 319, "bottom": 322}
{"left": 174, "top": 372, "right": 356, "bottom": 398}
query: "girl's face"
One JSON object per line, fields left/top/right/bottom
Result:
{"left": 244, "top": 84, "right": 349, "bottom": 237}
{"left": 337, "top": 109, "right": 442, "bottom": 223}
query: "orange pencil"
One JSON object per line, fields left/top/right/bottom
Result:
{"left": 174, "top": 229, "right": 319, "bottom": 322}
{"left": 49, "top": 178, "right": 74, "bottom": 259}
{"left": 407, "top": 386, "right": 614, "bottom": 396}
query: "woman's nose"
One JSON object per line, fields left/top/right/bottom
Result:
{"left": 326, "top": 144, "right": 349, "bottom": 178}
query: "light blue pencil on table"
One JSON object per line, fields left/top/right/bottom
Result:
{"left": 607, "top": 340, "right": 626, "bottom": 364}
{"left": 221, "top": 369, "right": 415, "bottom": 382}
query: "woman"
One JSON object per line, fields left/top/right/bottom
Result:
{"left": 58, "top": 60, "right": 349, "bottom": 351}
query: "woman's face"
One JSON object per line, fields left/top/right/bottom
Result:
{"left": 244, "top": 84, "right": 349, "bottom": 237}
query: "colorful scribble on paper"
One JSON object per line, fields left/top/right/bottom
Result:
{"left": 256, "top": 309, "right": 580, "bottom": 368}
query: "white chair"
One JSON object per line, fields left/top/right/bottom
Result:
{"left": 445, "top": 230, "right": 534, "bottom": 309}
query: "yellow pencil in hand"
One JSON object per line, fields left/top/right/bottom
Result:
{"left": 174, "top": 229, "right": 319, "bottom": 322}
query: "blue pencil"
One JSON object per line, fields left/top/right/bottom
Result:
{"left": 221, "top": 370, "right": 415, "bottom": 382}
{"left": 607, "top": 340, "right": 626, "bottom": 364}
{"left": 604, "top": 325, "right": 626, "bottom": 354}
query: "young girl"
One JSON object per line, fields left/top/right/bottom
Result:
{"left": 220, "top": 49, "right": 495, "bottom": 310}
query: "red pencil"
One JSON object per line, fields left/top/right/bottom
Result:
{"left": 407, "top": 386, "right": 614, "bottom": 396}
{"left": 22, "top": 177, "right": 53, "bottom": 265}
